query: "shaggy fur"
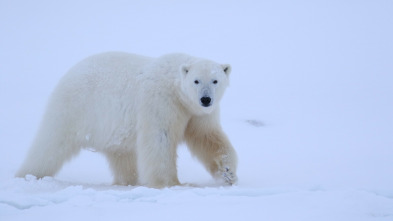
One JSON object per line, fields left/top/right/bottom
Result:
{"left": 16, "top": 52, "right": 238, "bottom": 188}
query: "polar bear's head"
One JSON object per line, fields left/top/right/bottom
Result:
{"left": 180, "top": 60, "right": 231, "bottom": 115}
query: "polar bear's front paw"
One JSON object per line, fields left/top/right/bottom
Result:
{"left": 219, "top": 167, "right": 237, "bottom": 186}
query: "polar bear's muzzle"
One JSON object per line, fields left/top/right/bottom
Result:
{"left": 200, "top": 96, "right": 212, "bottom": 107}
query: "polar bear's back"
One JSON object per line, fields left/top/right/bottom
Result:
{"left": 42, "top": 52, "right": 153, "bottom": 150}
{"left": 53, "top": 51, "right": 153, "bottom": 109}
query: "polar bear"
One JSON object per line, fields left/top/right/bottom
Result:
{"left": 16, "top": 52, "right": 238, "bottom": 188}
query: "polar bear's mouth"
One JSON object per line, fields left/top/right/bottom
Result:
{"left": 200, "top": 96, "right": 212, "bottom": 107}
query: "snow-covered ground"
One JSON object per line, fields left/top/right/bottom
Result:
{"left": 1, "top": 0, "right": 392, "bottom": 220}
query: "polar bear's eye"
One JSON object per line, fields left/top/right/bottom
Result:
{"left": 194, "top": 80, "right": 199, "bottom": 84}
{"left": 213, "top": 80, "right": 218, "bottom": 84}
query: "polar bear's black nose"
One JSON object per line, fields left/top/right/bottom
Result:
{"left": 200, "top": 97, "right": 211, "bottom": 107}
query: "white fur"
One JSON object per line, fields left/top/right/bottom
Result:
{"left": 16, "top": 52, "right": 238, "bottom": 188}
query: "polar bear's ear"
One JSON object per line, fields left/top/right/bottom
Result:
{"left": 222, "top": 64, "right": 231, "bottom": 76}
{"left": 181, "top": 65, "right": 190, "bottom": 77}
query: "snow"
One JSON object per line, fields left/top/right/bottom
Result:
{"left": 1, "top": 178, "right": 393, "bottom": 220}
{"left": 1, "top": 0, "right": 393, "bottom": 220}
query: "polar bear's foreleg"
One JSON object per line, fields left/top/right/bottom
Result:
{"left": 105, "top": 150, "right": 138, "bottom": 186}
{"left": 185, "top": 115, "right": 238, "bottom": 185}
{"left": 136, "top": 129, "right": 180, "bottom": 188}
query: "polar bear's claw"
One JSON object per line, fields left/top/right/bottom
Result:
{"left": 222, "top": 167, "right": 237, "bottom": 185}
